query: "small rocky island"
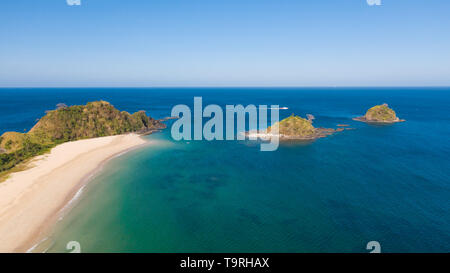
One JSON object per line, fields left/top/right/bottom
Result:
{"left": 353, "top": 103, "right": 405, "bottom": 123}
{"left": 0, "top": 101, "right": 165, "bottom": 173}
{"left": 247, "top": 114, "right": 337, "bottom": 140}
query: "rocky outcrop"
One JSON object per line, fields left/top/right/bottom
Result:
{"left": 353, "top": 103, "right": 404, "bottom": 123}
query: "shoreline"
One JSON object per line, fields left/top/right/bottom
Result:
{"left": 352, "top": 116, "right": 405, "bottom": 124}
{"left": 0, "top": 134, "right": 148, "bottom": 253}
{"left": 245, "top": 128, "right": 337, "bottom": 141}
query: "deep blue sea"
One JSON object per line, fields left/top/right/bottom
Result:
{"left": 1, "top": 88, "right": 449, "bottom": 252}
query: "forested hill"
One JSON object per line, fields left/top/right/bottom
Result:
{"left": 0, "top": 101, "right": 165, "bottom": 173}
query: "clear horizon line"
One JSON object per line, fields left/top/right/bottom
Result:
{"left": 0, "top": 86, "right": 449, "bottom": 89}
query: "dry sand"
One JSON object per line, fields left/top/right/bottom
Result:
{"left": 0, "top": 134, "right": 146, "bottom": 252}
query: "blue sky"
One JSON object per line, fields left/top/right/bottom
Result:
{"left": 0, "top": 0, "right": 449, "bottom": 87}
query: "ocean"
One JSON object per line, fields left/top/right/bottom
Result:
{"left": 0, "top": 87, "right": 449, "bottom": 252}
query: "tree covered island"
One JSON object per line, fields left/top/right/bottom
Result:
{"left": 353, "top": 103, "right": 405, "bottom": 123}
{"left": 246, "top": 114, "right": 337, "bottom": 141}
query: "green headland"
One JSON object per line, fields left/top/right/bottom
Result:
{"left": 0, "top": 101, "right": 165, "bottom": 174}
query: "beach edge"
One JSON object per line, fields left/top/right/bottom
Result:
{"left": 0, "top": 134, "right": 149, "bottom": 253}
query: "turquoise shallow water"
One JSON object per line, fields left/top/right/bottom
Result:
{"left": 1, "top": 88, "right": 449, "bottom": 252}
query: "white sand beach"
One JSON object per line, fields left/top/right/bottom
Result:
{"left": 0, "top": 134, "right": 146, "bottom": 253}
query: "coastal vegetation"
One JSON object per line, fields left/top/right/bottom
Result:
{"left": 265, "top": 114, "right": 335, "bottom": 140}
{"left": 0, "top": 101, "right": 165, "bottom": 174}
{"left": 353, "top": 103, "right": 404, "bottom": 123}
{"left": 268, "top": 115, "right": 316, "bottom": 138}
